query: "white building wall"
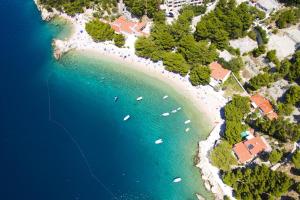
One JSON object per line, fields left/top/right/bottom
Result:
{"left": 165, "top": 0, "right": 203, "bottom": 12}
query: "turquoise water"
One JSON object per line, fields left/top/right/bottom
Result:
{"left": 0, "top": 0, "right": 213, "bottom": 199}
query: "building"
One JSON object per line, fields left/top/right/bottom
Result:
{"left": 250, "top": 94, "right": 278, "bottom": 120}
{"left": 164, "top": 0, "right": 203, "bottom": 13}
{"left": 209, "top": 62, "right": 231, "bottom": 85}
{"left": 110, "top": 16, "right": 147, "bottom": 36}
{"left": 233, "top": 135, "right": 270, "bottom": 163}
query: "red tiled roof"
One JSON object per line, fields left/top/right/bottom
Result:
{"left": 233, "top": 142, "right": 253, "bottom": 163}
{"left": 244, "top": 136, "right": 267, "bottom": 155}
{"left": 266, "top": 112, "right": 278, "bottom": 120}
{"left": 110, "top": 16, "right": 145, "bottom": 35}
{"left": 209, "top": 62, "right": 231, "bottom": 81}
{"left": 250, "top": 94, "right": 277, "bottom": 119}
{"left": 233, "top": 136, "right": 268, "bottom": 163}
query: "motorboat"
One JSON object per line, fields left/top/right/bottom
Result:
{"left": 136, "top": 96, "right": 143, "bottom": 101}
{"left": 184, "top": 120, "right": 191, "bottom": 124}
{"left": 155, "top": 139, "right": 163, "bottom": 144}
{"left": 123, "top": 115, "right": 130, "bottom": 121}
{"left": 162, "top": 112, "right": 170, "bottom": 116}
{"left": 163, "top": 95, "right": 168, "bottom": 99}
{"left": 173, "top": 177, "right": 182, "bottom": 183}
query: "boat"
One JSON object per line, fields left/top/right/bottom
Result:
{"left": 163, "top": 95, "right": 168, "bottom": 99}
{"left": 162, "top": 112, "right": 170, "bottom": 116}
{"left": 185, "top": 128, "right": 190, "bottom": 132}
{"left": 136, "top": 96, "right": 143, "bottom": 101}
{"left": 177, "top": 107, "right": 182, "bottom": 111}
{"left": 184, "top": 120, "right": 191, "bottom": 124}
{"left": 123, "top": 115, "right": 130, "bottom": 121}
{"left": 173, "top": 177, "right": 182, "bottom": 183}
{"left": 114, "top": 96, "right": 119, "bottom": 102}
{"left": 171, "top": 109, "right": 177, "bottom": 113}
{"left": 155, "top": 139, "right": 163, "bottom": 144}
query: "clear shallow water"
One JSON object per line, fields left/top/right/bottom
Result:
{"left": 0, "top": 0, "right": 213, "bottom": 199}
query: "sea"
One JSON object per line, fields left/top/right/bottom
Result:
{"left": 0, "top": 0, "right": 213, "bottom": 199}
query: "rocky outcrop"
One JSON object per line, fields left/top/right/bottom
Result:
{"left": 197, "top": 121, "right": 236, "bottom": 200}
{"left": 33, "top": 0, "right": 58, "bottom": 21}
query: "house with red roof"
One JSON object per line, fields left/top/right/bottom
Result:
{"left": 233, "top": 135, "right": 270, "bottom": 163}
{"left": 110, "top": 16, "right": 147, "bottom": 36}
{"left": 250, "top": 94, "right": 278, "bottom": 120}
{"left": 209, "top": 62, "right": 231, "bottom": 85}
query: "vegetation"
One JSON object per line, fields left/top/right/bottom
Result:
{"left": 218, "top": 57, "right": 244, "bottom": 73}
{"left": 210, "top": 140, "right": 238, "bottom": 171}
{"left": 124, "top": 0, "right": 161, "bottom": 18}
{"left": 85, "top": 19, "right": 115, "bottom": 42}
{"left": 252, "top": 45, "right": 266, "bottom": 57}
{"left": 224, "top": 95, "right": 250, "bottom": 144}
{"left": 266, "top": 50, "right": 280, "bottom": 67}
{"left": 268, "top": 149, "right": 283, "bottom": 164}
{"left": 248, "top": 73, "right": 273, "bottom": 90}
{"left": 162, "top": 52, "right": 189, "bottom": 76}
{"left": 180, "top": 5, "right": 207, "bottom": 16}
{"left": 285, "top": 85, "right": 300, "bottom": 106}
{"left": 276, "top": 8, "right": 300, "bottom": 29}
{"left": 135, "top": 9, "right": 218, "bottom": 82}
{"left": 254, "top": 26, "right": 268, "bottom": 45}
{"left": 113, "top": 34, "right": 125, "bottom": 47}
{"left": 40, "top": 0, "right": 117, "bottom": 16}
{"left": 253, "top": 117, "right": 300, "bottom": 142}
{"left": 292, "top": 150, "right": 300, "bottom": 169}
{"left": 223, "top": 165, "right": 293, "bottom": 199}
{"left": 194, "top": 0, "right": 259, "bottom": 49}
{"left": 189, "top": 65, "right": 211, "bottom": 86}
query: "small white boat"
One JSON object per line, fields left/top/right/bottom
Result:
{"left": 136, "top": 96, "right": 143, "bottom": 101}
{"left": 163, "top": 95, "right": 168, "bottom": 99}
{"left": 171, "top": 109, "right": 177, "bottom": 113}
{"left": 155, "top": 139, "right": 163, "bottom": 144}
{"left": 185, "top": 128, "right": 190, "bottom": 132}
{"left": 184, "top": 120, "right": 191, "bottom": 124}
{"left": 177, "top": 107, "right": 182, "bottom": 111}
{"left": 162, "top": 112, "right": 170, "bottom": 116}
{"left": 173, "top": 177, "right": 182, "bottom": 183}
{"left": 123, "top": 115, "right": 130, "bottom": 121}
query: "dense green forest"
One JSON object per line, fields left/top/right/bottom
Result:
{"left": 194, "top": 0, "right": 264, "bottom": 49}
{"left": 224, "top": 95, "right": 250, "bottom": 145}
{"left": 124, "top": 0, "right": 161, "bottom": 18}
{"left": 85, "top": 19, "right": 125, "bottom": 46}
{"left": 39, "top": 0, "right": 117, "bottom": 16}
{"left": 223, "top": 165, "right": 293, "bottom": 199}
{"left": 135, "top": 6, "right": 218, "bottom": 83}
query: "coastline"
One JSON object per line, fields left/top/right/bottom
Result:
{"left": 34, "top": 1, "right": 232, "bottom": 199}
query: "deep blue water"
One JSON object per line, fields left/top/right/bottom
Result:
{"left": 0, "top": 0, "right": 212, "bottom": 199}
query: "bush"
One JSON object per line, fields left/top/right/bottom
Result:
{"left": 292, "top": 150, "right": 300, "bottom": 169}
{"left": 223, "top": 165, "right": 293, "bottom": 199}
{"left": 268, "top": 149, "right": 283, "bottom": 164}
{"left": 189, "top": 65, "right": 211, "bottom": 86}
{"left": 162, "top": 52, "right": 190, "bottom": 76}
{"left": 113, "top": 34, "right": 125, "bottom": 47}
{"left": 85, "top": 19, "right": 115, "bottom": 42}
{"left": 252, "top": 45, "right": 266, "bottom": 57}
{"left": 210, "top": 140, "right": 238, "bottom": 171}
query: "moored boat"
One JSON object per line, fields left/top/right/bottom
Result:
{"left": 136, "top": 96, "right": 143, "bottom": 101}
{"left": 123, "top": 115, "right": 130, "bottom": 121}
{"left": 173, "top": 177, "right": 182, "bottom": 183}
{"left": 155, "top": 139, "right": 163, "bottom": 144}
{"left": 162, "top": 112, "right": 170, "bottom": 116}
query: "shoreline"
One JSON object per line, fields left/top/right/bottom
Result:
{"left": 34, "top": 1, "right": 232, "bottom": 199}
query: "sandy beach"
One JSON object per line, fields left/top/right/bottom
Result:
{"left": 34, "top": 1, "right": 232, "bottom": 199}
